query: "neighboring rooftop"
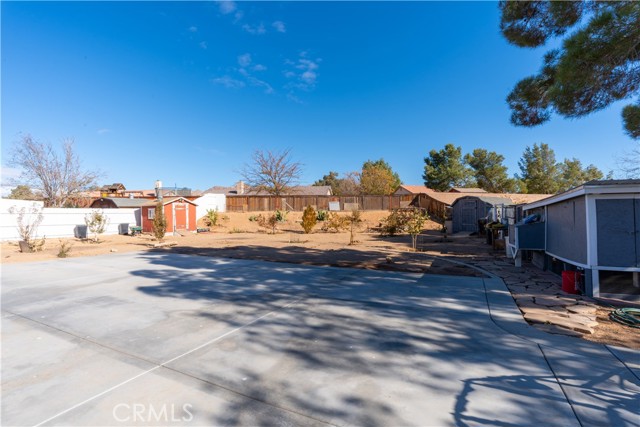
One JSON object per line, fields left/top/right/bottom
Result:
{"left": 449, "top": 187, "right": 487, "bottom": 193}
{"left": 453, "top": 195, "right": 514, "bottom": 206}
{"left": 100, "top": 183, "right": 126, "bottom": 192}
{"left": 423, "top": 191, "right": 551, "bottom": 206}
{"left": 90, "top": 197, "right": 149, "bottom": 208}
{"left": 395, "top": 185, "right": 434, "bottom": 194}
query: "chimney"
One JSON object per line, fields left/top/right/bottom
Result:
{"left": 236, "top": 180, "right": 245, "bottom": 195}
{"left": 155, "top": 180, "right": 163, "bottom": 201}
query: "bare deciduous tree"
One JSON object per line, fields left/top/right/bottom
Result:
{"left": 337, "top": 171, "right": 361, "bottom": 195}
{"left": 241, "top": 148, "right": 302, "bottom": 196}
{"left": 617, "top": 142, "right": 640, "bottom": 178}
{"left": 10, "top": 135, "right": 101, "bottom": 207}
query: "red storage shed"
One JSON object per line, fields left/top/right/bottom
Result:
{"left": 141, "top": 197, "right": 198, "bottom": 234}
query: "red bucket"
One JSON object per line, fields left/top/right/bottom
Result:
{"left": 562, "top": 271, "right": 579, "bottom": 294}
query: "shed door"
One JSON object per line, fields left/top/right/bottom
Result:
{"left": 596, "top": 199, "right": 637, "bottom": 267}
{"left": 461, "top": 200, "right": 477, "bottom": 232}
{"left": 174, "top": 203, "right": 187, "bottom": 230}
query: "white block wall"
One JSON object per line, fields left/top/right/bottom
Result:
{"left": 194, "top": 193, "right": 226, "bottom": 219}
{"left": 0, "top": 199, "right": 140, "bottom": 241}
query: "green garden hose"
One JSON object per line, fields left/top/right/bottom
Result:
{"left": 609, "top": 308, "right": 640, "bottom": 328}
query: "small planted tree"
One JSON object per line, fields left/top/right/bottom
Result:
{"left": 301, "top": 206, "right": 317, "bottom": 234}
{"left": 152, "top": 202, "right": 167, "bottom": 241}
{"left": 380, "top": 208, "right": 429, "bottom": 251}
{"left": 256, "top": 213, "right": 279, "bottom": 234}
{"left": 345, "top": 209, "right": 363, "bottom": 245}
{"left": 85, "top": 209, "right": 108, "bottom": 243}
{"left": 57, "top": 239, "right": 73, "bottom": 258}
{"left": 321, "top": 212, "right": 347, "bottom": 233}
{"left": 8, "top": 204, "right": 45, "bottom": 252}
{"left": 404, "top": 208, "right": 429, "bottom": 251}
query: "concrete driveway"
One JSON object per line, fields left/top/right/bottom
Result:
{"left": 2, "top": 252, "right": 638, "bottom": 426}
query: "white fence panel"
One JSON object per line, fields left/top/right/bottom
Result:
{"left": 194, "top": 194, "right": 226, "bottom": 219}
{"left": 0, "top": 199, "right": 140, "bottom": 241}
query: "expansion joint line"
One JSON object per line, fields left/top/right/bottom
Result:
{"left": 604, "top": 345, "right": 640, "bottom": 382}
{"left": 22, "top": 296, "right": 314, "bottom": 427}
{"left": 537, "top": 344, "right": 584, "bottom": 427}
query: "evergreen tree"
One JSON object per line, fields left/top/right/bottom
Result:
{"left": 557, "top": 158, "right": 604, "bottom": 192}
{"left": 313, "top": 171, "right": 341, "bottom": 195}
{"left": 517, "top": 143, "right": 559, "bottom": 194}
{"left": 465, "top": 149, "right": 517, "bottom": 193}
{"left": 500, "top": 1, "right": 640, "bottom": 138}
{"left": 7, "top": 185, "right": 41, "bottom": 201}
{"left": 423, "top": 144, "right": 473, "bottom": 192}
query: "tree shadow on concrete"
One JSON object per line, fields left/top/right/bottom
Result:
{"left": 124, "top": 251, "right": 637, "bottom": 426}
{"left": 454, "top": 368, "right": 639, "bottom": 427}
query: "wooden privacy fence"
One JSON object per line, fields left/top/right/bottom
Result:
{"left": 226, "top": 195, "right": 414, "bottom": 212}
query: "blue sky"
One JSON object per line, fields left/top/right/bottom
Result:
{"left": 2, "top": 1, "right": 636, "bottom": 192}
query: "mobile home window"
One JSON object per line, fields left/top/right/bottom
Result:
{"left": 148, "top": 208, "right": 155, "bottom": 219}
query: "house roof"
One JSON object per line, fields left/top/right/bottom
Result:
{"left": 287, "top": 185, "right": 333, "bottom": 196}
{"left": 395, "top": 185, "right": 434, "bottom": 194}
{"left": 142, "top": 197, "right": 197, "bottom": 207}
{"left": 449, "top": 187, "right": 487, "bottom": 193}
{"left": 422, "top": 191, "right": 551, "bottom": 207}
{"left": 506, "top": 193, "right": 551, "bottom": 205}
{"left": 100, "top": 183, "right": 126, "bottom": 191}
{"left": 124, "top": 189, "right": 157, "bottom": 198}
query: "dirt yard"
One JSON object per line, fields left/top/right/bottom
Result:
{"left": 2, "top": 210, "right": 638, "bottom": 349}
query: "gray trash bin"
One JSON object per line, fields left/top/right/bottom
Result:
{"left": 118, "top": 223, "right": 130, "bottom": 235}
{"left": 74, "top": 225, "right": 88, "bottom": 239}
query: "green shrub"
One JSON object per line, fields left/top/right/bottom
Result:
{"left": 379, "top": 208, "right": 428, "bottom": 249}
{"left": 204, "top": 209, "right": 219, "bottom": 227}
{"left": 380, "top": 210, "right": 408, "bottom": 236}
{"left": 301, "top": 206, "right": 317, "bottom": 234}
{"left": 316, "top": 210, "right": 328, "bottom": 221}
{"left": 274, "top": 209, "right": 288, "bottom": 222}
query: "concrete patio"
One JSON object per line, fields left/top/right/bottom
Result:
{"left": 2, "top": 252, "right": 638, "bottom": 426}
